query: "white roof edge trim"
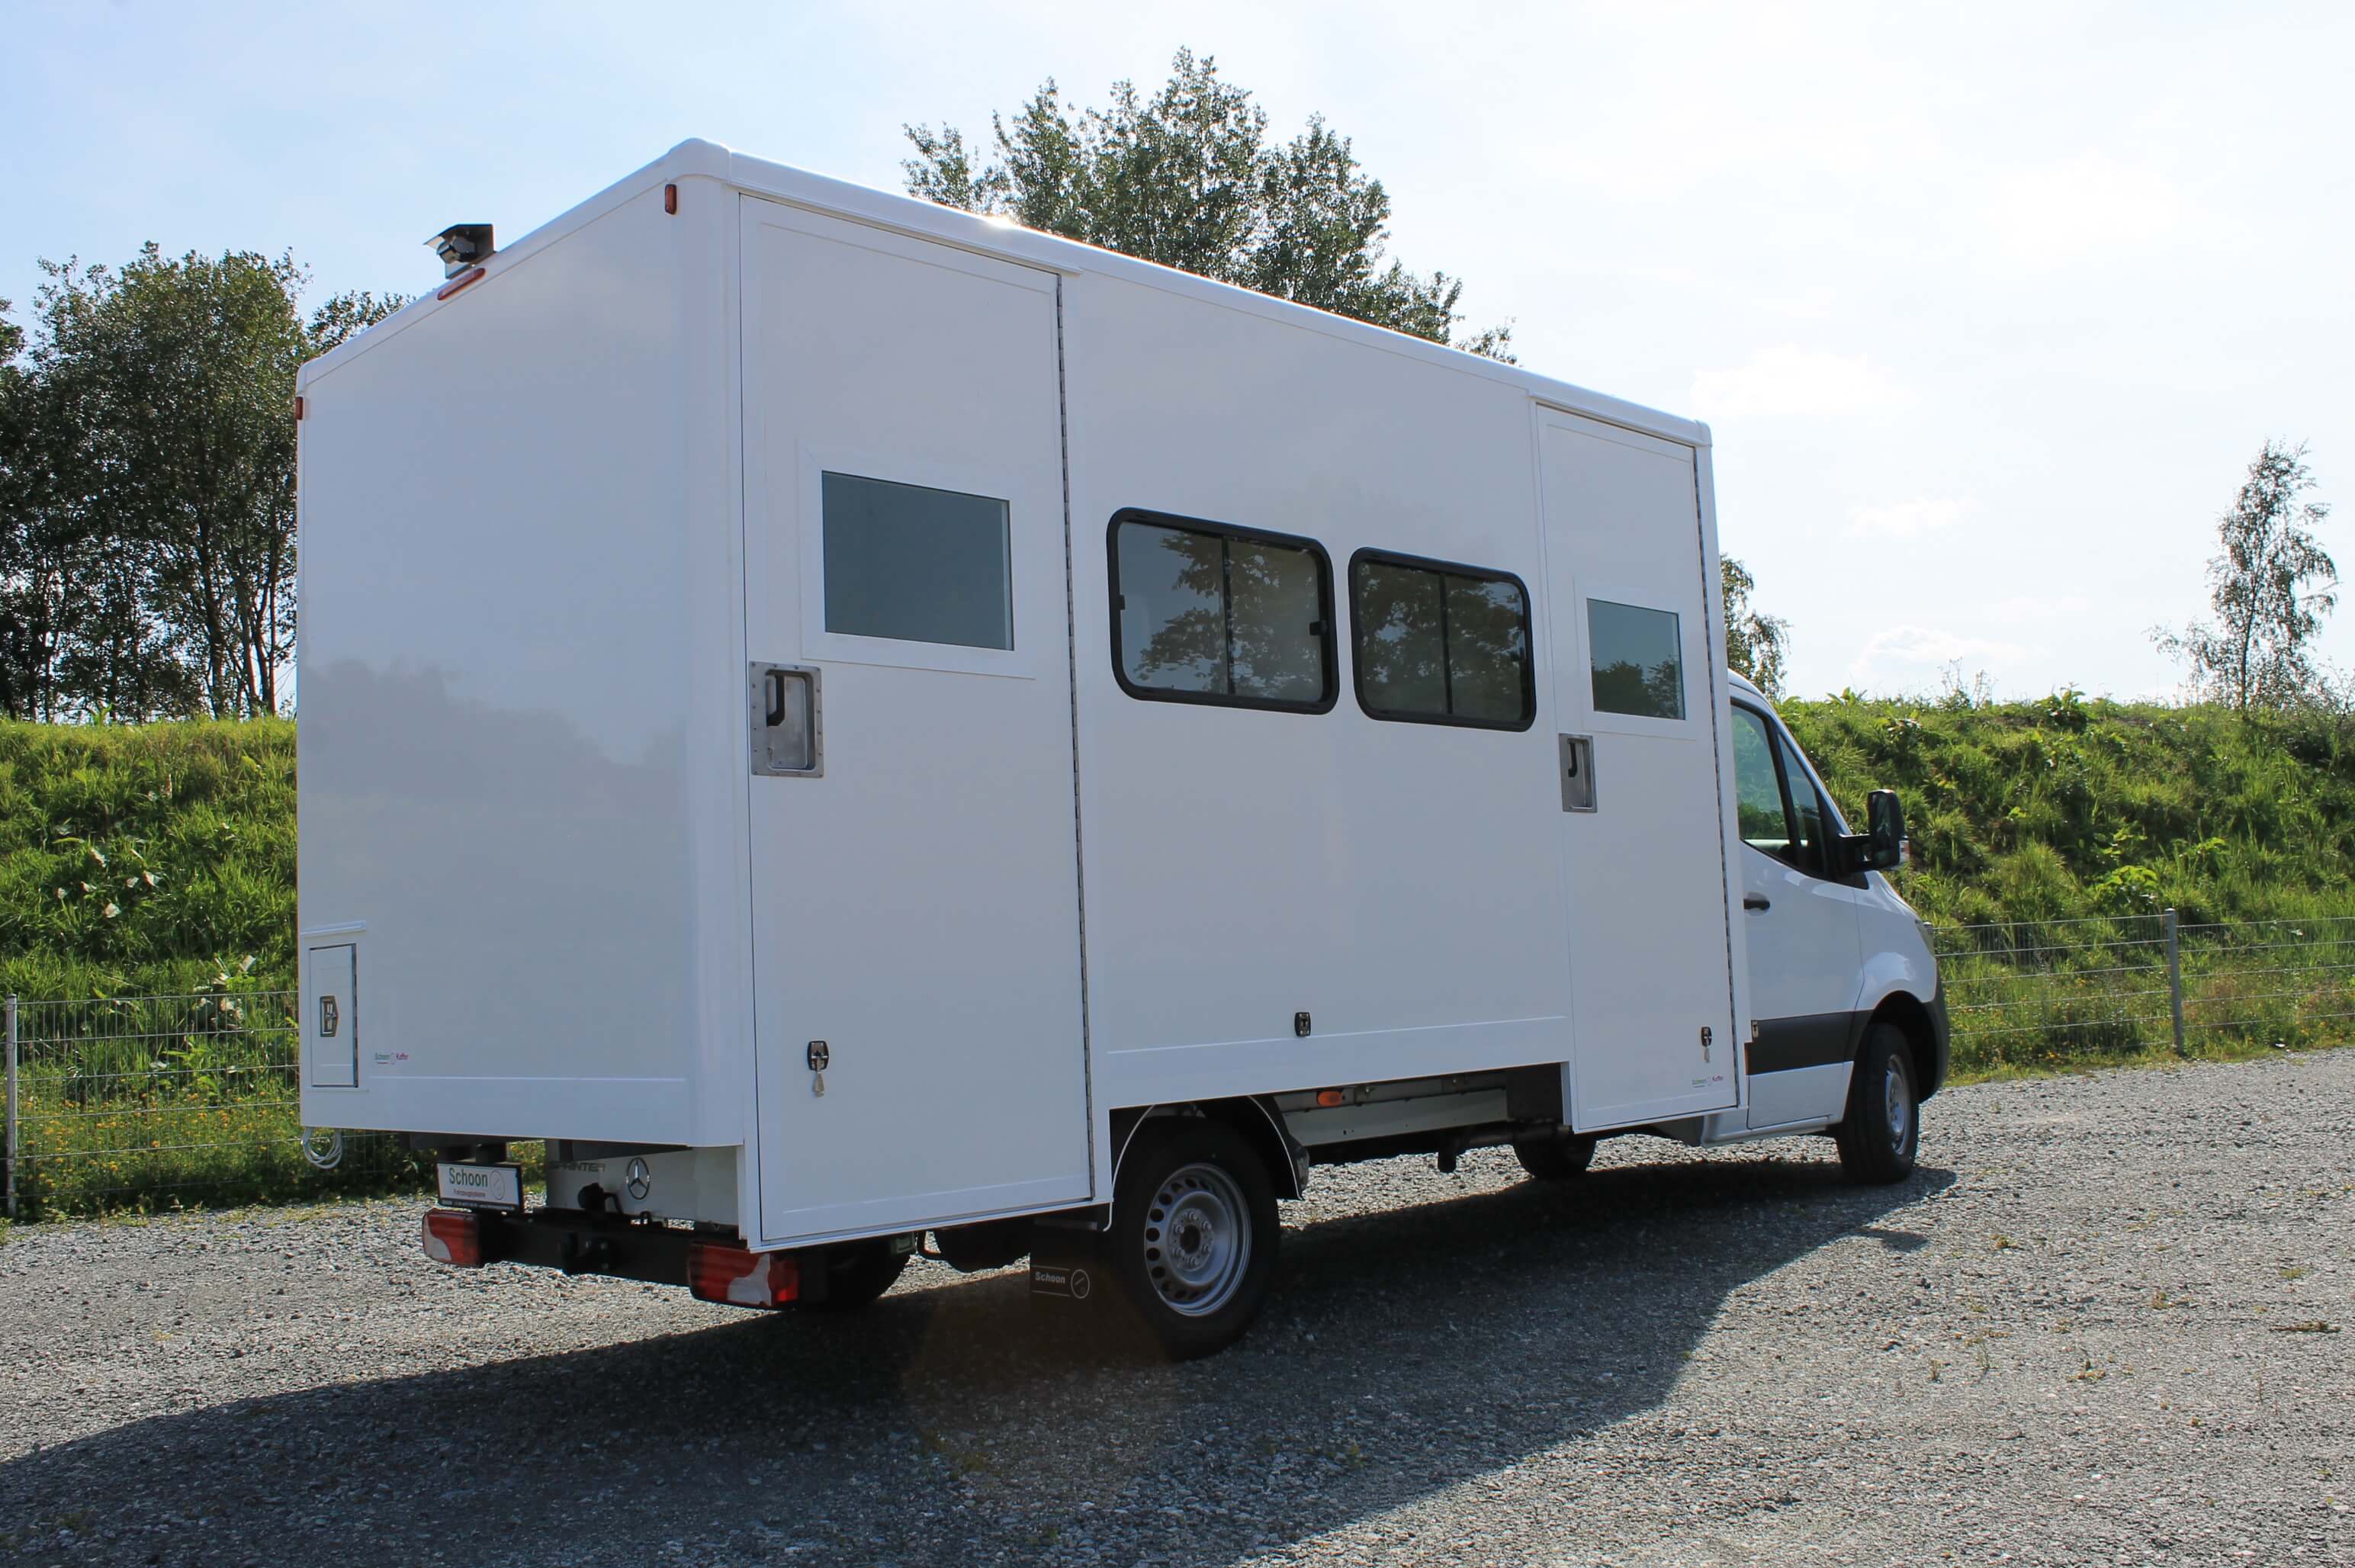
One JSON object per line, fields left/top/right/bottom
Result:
{"left": 299, "top": 138, "right": 1711, "bottom": 451}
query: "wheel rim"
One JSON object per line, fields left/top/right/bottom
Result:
{"left": 1143, "top": 1162, "right": 1251, "bottom": 1317}
{"left": 1884, "top": 1055, "right": 1914, "bottom": 1153}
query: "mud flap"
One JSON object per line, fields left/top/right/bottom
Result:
{"left": 1028, "top": 1227, "right": 1105, "bottom": 1308}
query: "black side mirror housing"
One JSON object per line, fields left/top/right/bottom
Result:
{"left": 1836, "top": 789, "right": 1907, "bottom": 876}
{"left": 1862, "top": 789, "right": 1907, "bottom": 872}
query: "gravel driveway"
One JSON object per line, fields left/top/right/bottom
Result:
{"left": 3, "top": 1050, "right": 2350, "bottom": 1566}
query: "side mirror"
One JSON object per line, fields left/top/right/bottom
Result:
{"left": 1862, "top": 789, "right": 1907, "bottom": 872}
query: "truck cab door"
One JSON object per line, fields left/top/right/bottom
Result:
{"left": 1730, "top": 701, "right": 1864, "bottom": 1127}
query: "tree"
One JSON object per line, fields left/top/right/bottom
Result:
{"left": 1720, "top": 554, "right": 1788, "bottom": 698}
{"left": 905, "top": 49, "right": 1513, "bottom": 359}
{"left": 2, "top": 249, "right": 402, "bottom": 720}
{"left": 2154, "top": 441, "right": 2336, "bottom": 711}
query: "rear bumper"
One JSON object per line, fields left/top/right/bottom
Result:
{"left": 451, "top": 1207, "right": 874, "bottom": 1305}
{"left": 471, "top": 1207, "right": 703, "bottom": 1285}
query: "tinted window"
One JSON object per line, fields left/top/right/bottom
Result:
{"left": 1116, "top": 522, "right": 1223, "bottom": 692}
{"left": 822, "top": 472, "right": 1011, "bottom": 650}
{"left": 1354, "top": 560, "right": 1447, "bottom": 714}
{"left": 1731, "top": 706, "right": 1794, "bottom": 856}
{"left": 1779, "top": 731, "right": 1834, "bottom": 875}
{"left": 1589, "top": 599, "right": 1684, "bottom": 720}
{"left": 1351, "top": 554, "right": 1533, "bottom": 728}
{"left": 1226, "top": 538, "right": 1326, "bottom": 701}
{"left": 1113, "top": 515, "right": 1333, "bottom": 709}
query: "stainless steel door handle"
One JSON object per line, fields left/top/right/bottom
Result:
{"left": 1559, "top": 734, "right": 1596, "bottom": 811}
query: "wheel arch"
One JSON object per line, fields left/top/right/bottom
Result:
{"left": 1864, "top": 988, "right": 1947, "bottom": 1102}
{"left": 1110, "top": 1098, "right": 1306, "bottom": 1201}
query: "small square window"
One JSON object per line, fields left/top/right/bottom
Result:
{"left": 821, "top": 471, "right": 1012, "bottom": 651}
{"left": 1588, "top": 599, "right": 1684, "bottom": 720}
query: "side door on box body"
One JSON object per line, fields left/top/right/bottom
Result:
{"left": 738, "top": 198, "right": 1091, "bottom": 1245}
{"left": 1537, "top": 410, "right": 1740, "bottom": 1129}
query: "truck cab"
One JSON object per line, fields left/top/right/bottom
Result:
{"left": 1727, "top": 672, "right": 1947, "bottom": 1176}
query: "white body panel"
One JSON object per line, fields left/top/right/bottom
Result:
{"left": 297, "top": 182, "right": 744, "bottom": 1148}
{"left": 297, "top": 141, "right": 1931, "bottom": 1248}
{"left": 1063, "top": 263, "right": 1577, "bottom": 1139}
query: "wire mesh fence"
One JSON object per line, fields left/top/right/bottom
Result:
{"left": 5, "top": 912, "right": 2353, "bottom": 1218}
{"left": 2, "top": 990, "right": 430, "bottom": 1220}
{"left": 1930, "top": 912, "right": 2355, "bottom": 1074}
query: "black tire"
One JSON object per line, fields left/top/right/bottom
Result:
{"left": 799, "top": 1241, "right": 909, "bottom": 1312}
{"left": 1107, "top": 1117, "right": 1279, "bottom": 1360}
{"left": 1835, "top": 1022, "right": 1920, "bottom": 1184}
{"left": 1514, "top": 1132, "right": 1597, "bottom": 1181}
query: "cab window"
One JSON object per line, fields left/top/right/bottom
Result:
{"left": 1782, "top": 737, "right": 1834, "bottom": 875}
{"left": 1733, "top": 703, "right": 1835, "bottom": 878}
{"left": 1730, "top": 707, "right": 1795, "bottom": 859}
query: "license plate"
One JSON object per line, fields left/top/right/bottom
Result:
{"left": 436, "top": 1162, "right": 524, "bottom": 1211}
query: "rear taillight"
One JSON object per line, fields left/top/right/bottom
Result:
{"left": 687, "top": 1240, "right": 799, "bottom": 1307}
{"left": 422, "top": 1207, "right": 484, "bottom": 1268}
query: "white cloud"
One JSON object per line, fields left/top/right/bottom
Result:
{"left": 1847, "top": 624, "right": 2032, "bottom": 691}
{"left": 1849, "top": 497, "right": 1970, "bottom": 538}
{"left": 1979, "top": 153, "right": 2192, "bottom": 271}
{"left": 1689, "top": 345, "right": 1911, "bottom": 419}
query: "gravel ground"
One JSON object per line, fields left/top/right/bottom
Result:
{"left": 2, "top": 1050, "right": 2350, "bottom": 1568}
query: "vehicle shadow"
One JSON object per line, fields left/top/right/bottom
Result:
{"left": 2, "top": 1151, "right": 1951, "bottom": 1566}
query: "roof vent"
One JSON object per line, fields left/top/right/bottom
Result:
{"left": 427, "top": 223, "right": 494, "bottom": 279}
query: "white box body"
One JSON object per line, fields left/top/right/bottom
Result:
{"left": 298, "top": 141, "right": 1776, "bottom": 1249}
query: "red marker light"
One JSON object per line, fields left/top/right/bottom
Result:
{"left": 687, "top": 1241, "right": 799, "bottom": 1307}
{"left": 422, "top": 1207, "right": 483, "bottom": 1268}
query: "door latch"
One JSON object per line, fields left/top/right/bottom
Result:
{"left": 807, "top": 1039, "right": 829, "bottom": 1098}
{"left": 319, "top": 995, "right": 339, "bottom": 1038}
{"left": 1700, "top": 1025, "right": 1713, "bottom": 1062}
{"left": 1559, "top": 734, "right": 1596, "bottom": 812}
{"left": 750, "top": 663, "right": 822, "bottom": 777}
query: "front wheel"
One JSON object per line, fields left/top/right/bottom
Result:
{"left": 1834, "top": 1023, "right": 1920, "bottom": 1184}
{"left": 1107, "top": 1118, "right": 1280, "bottom": 1360}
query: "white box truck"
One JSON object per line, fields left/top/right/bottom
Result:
{"left": 297, "top": 140, "right": 1945, "bottom": 1357}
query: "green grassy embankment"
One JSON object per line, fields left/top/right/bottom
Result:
{"left": 4, "top": 697, "right": 2353, "bottom": 1214}
{"left": 1781, "top": 690, "right": 2355, "bottom": 929}
{"left": 1782, "top": 691, "right": 2355, "bottom": 1077}
{"left": 0, "top": 718, "right": 295, "bottom": 998}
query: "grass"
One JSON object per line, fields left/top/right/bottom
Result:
{"left": 5, "top": 699, "right": 2355, "bottom": 1213}
{"left": 0, "top": 718, "right": 294, "bottom": 998}
{"left": 9, "top": 1045, "right": 550, "bottom": 1219}
{"left": 1779, "top": 690, "right": 2355, "bottom": 930}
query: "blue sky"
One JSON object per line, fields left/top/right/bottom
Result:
{"left": 7, "top": 1, "right": 2350, "bottom": 699}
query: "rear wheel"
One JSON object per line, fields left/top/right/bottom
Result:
{"left": 1835, "top": 1023, "right": 1920, "bottom": 1183}
{"left": 799, "top": 1241, "right": 909, "bottom": 1312}
{"left": 1108, "top": 1118, "right": 1279, "bottom": 1360}
{"left": 1514, "top": 1132, "right": 1597, "bottom": 1181}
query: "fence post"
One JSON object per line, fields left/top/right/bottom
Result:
{"left": 2164, "top": 909, "right": 2186, "bottom": 1056}
{"left": 5, "top": 996, "right": 18, "bottom": 1219}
